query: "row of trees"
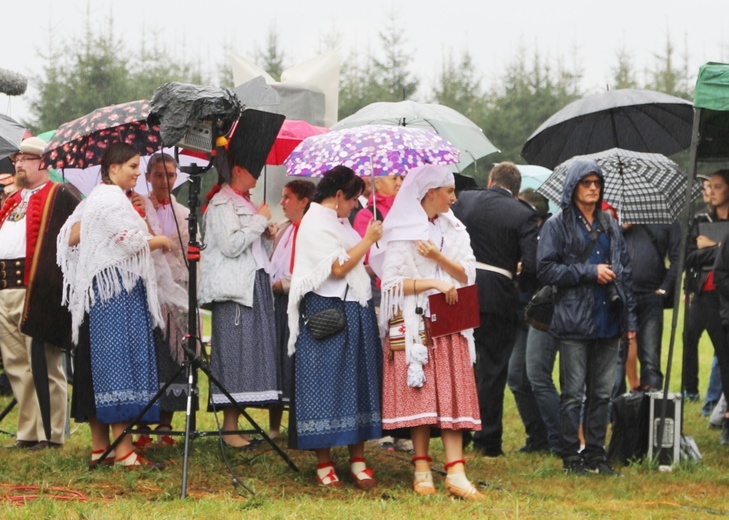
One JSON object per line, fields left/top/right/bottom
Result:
{"left": 27, "top": 14, "right": 703, "bottom": 184}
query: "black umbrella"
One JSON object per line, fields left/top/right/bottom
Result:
{"left": 0, "top": 114, "right": 26, "bottom": 160}
{"left": 521, "top": 89, "right": 693, "bottom": 169}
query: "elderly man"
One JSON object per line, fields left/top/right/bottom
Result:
{"left": 537, "top": 159, "right": 636, "bottom": 476}
{"left": 452, "top": 162, "right": 539, "bottom": 458}
{"left": 0, "top": 137, "right": 81, "bottom": 449}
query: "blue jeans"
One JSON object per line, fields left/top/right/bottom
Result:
{"left": 525, "top": 326, "right": 560, "bottom": 451}
{"left": 507, "top": 320, "right": 548, "bottom": 450}
{"left": 704, "top": 355, "right": 723, "bottom": 414}
{"left": 635, "top": 292, "right": 664, "bottom": 389}
{"left": 559, "top": 337, "right": 620, "bottom": 463}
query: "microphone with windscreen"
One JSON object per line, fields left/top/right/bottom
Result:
{"left": 0, "top": 68, "right": 28, "bottom": 96}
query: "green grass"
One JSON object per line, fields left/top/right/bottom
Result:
{"left": 0, "top": 305, "right": 726, "bottom": 519}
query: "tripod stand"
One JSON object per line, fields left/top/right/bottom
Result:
{"left": 95, "top": 161, "right": 298, "bottom": 498}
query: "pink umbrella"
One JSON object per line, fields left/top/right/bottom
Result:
{"left": 266, "top": 119, "right": 329, "bottom": 166}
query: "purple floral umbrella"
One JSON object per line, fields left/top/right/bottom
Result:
{"left": 42, "top": 100, "right": 162, "bottom": 170}
{"left": 284, "top": 124, "right": 460, "bottom": 178}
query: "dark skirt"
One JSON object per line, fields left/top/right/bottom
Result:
{"left": 274, "top": 292, "right": 294, "bottom": 403}
{"left": 209, "top": 269, "right": 281, "bottom": 407}
{"left": 88, "top": 278, "right": 160, "bottom": 425}
{"left": 292, "top": 292, "right": 382, "bottom": 450}
{"left": 154, "top": 324, "right": 188, "bottom": 413}
{"left": 70, "top": 315, "right": 94, "bottom": 423}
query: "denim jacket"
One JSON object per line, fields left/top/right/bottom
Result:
{"left": 199, "top": 184, "right": 271, "bottom": 307}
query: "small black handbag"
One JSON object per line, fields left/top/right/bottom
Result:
{"left": 524, "top": 285, "right": 556, "bottom": 332}
{"left": 303, "top": 286, "right": 348, "bottom": 340}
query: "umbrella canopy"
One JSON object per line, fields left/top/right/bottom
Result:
{"left": 522, "top": 89, "right": 694, "bottom": 169}
{"left": 266, "top": 119, "right": 328, "bottom": 165}
{"left": 43, "top": 100, "right": 162, "bottom": 170}
{"left": 537, "top": 148, "right": 702, "bottom": 225}
{"left": 332, "top": 100, "right": 498, "bottom": 171}
{"left": 0, "top": 114, "right": 27, "bottom": 160}
{"left": 516, "top": 164, "right": 559, "bottom": 215}
{"left": 284, "top": 124, "right": 459, "bottom": 178}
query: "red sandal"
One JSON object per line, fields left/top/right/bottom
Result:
{"left": 315, "top": 461, "right": 343, "bottom": 489}
{"left": 350, "top": 457, "right": 377, "bottom": 490}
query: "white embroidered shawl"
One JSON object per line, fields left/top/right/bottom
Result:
{"left": 378, "top": 213, "right": 476, "bottom": 388}
{"left": 58, "top": 184, "right": 171, "bottom": 344}
{"left": 286, "top": 202, "right": 371, "bottom": 356}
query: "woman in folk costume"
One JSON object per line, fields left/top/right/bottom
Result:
{"left": 370, "top": 164, "right": 483, "bottom": 499}
{"left": 268, "top": 179, "right": 315, "bottom": 439}
{"left": 198, "top": 157, "right": 280, "bottom": 449}
{"left": 288, "top": 166, "right": 383, "bottom": 489}
{"left": 58, "top": 142, "right": 180, "bottom": 469}
{"left": 133, "top": 153, "right": 193, "bottom": 449}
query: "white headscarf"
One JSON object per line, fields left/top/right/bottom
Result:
{"left": 370, "top": 164, "right": 455, "bottom": 276}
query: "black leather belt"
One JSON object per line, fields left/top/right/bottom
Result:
{"left": 0, "top": 258, "right": 25, "bottom": 289}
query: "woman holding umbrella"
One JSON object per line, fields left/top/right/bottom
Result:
{"left": 370, "top": 164, "right": 483, "bottom": 499}
{"left": 58, "top": 142, "right": 173, "bottom": 468}
{"left": 287, "top": 166, "right": 383, "bottom": 489}
{"left": 199, "top": 158, "right": 280, "bottom": 448}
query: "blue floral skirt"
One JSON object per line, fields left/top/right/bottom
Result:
{"left": 88, "top": 277, "right": 160, "bottom": 425}
{"left": 293, "top": 292, "right": 382, "bottom": 450}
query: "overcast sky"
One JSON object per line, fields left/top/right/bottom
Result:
{"left": 2, "top": 0, "right": 728, "bottom": 128}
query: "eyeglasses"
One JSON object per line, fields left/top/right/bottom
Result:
{"left": 12, "top": 156, "right": 42, "bottom": 165}
{"left": 578, "top": 179, "right": 603, "bottom": 188}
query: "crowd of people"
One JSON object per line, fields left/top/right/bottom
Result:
{"left": 2, "top": 134, "right": 729, "bottom": 497}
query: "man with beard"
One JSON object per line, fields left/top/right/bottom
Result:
{"left": 0, "top": 137, "right": 81, "bottom": 449}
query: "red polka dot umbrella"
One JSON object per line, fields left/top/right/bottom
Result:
{"left": 42, "top": 100, "right": 162, "bottom": 169}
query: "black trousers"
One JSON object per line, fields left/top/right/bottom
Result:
{"left": 682, "top": 295, "right": 704, "bottom": 395}
{"left": 473, "top": 312, "right": 518, "bottom": 454}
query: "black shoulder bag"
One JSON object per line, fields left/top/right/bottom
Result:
{"left": 302, "top": 286, "right": 349, "bottom": 340}
{"left": 525, "top": 215, "right": 601, "bottom": 331}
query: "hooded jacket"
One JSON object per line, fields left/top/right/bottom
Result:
{"left": 537, "top": 159, "right": 637, "bottom": 339}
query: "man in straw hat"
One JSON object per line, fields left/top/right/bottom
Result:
{"left": 0, "top": 136, "right": 81, "bottom": 449}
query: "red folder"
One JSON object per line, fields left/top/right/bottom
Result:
{"left": 427, "top": 284, "right": 480, "bottom": 338}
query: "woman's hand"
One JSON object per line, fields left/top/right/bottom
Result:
{"left": 130, "top": 192, "right": 145, "bottom": 211}
{"left": 364, "top": 219, "right": 383, "bottom": 245}
{"left": 697, "top": 235, "right": 717, "bottom": 249}
{"left": 264, "top": 222, "right": 276, "bottom": 239}
{"left": 257, "top": 202, "right": 272, "bottom": 221}
{"left": 272, "top": 280, "right": 284, "bottom": 294}
{"left": 416, "top": 240, "right": 442, "bottom": 261}
{"left": 435, "top": 280, "right": 458, "bottom": 305}
{"left": 148, "top": 235, "right": 172, "bottom": 253}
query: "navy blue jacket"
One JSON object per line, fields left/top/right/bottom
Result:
{"left": 537, "top": 160, "right": 637, "bottom": 339}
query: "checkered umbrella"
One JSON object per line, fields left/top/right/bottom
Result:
{"left": 537, "top": 148, "right": 702, "bottom": 225}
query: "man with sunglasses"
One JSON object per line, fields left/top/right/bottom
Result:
{"left": 0, "top": 137, "right": 81, "bottom": 449}
{"left": 537, "top": 159, "right": 636, "bottom": 476}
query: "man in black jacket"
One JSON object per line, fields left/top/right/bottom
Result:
{"left": 452, "top": 162, "right": 538, "bottom": 457}
{"left": 617, "top": 222, "right": 680, "bottom": 391}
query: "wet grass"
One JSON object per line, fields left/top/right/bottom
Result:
{"left": 0, "top": 307, "right": 726, "bottom": 519}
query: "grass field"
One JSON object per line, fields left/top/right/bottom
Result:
{"left": 0, "top": 306, "right": 727, "bottom": 519}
